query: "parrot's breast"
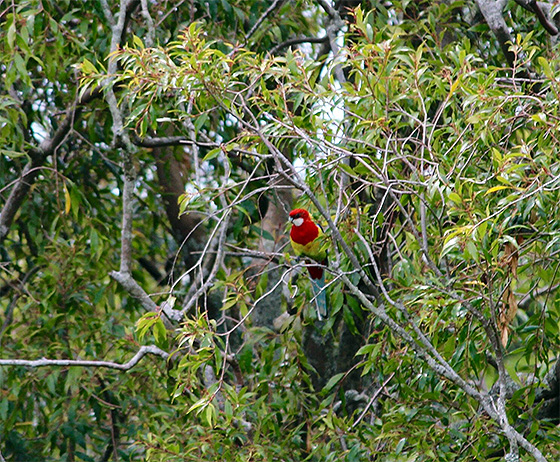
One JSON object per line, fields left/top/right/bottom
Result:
{"left": 289, "top": 218, "right": 327, "bottom": 280}
{"left": 290, "top": 220, "right": 319, "bottom": 246}
{"left": 290, "top": 221, "right": 326, "bottom": 262}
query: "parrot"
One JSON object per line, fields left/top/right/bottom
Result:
{"left": 288, "top": 208, "right": 328, "bottom": 320}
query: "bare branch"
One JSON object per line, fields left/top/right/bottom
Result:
{"left": 180, "top": 208, "right": 231, "bottom": 315}
{"left": 0, "top": 158, "right": 41, "bottom": 242}
{"left": 140, "top": 0, "right": 156, "bottom": 46}
{"left": 0, "top": 345, "right": 169, "bottom": 370}
{"left": 245, "top": 0, "right": 286, "bottom": 45}
{"left": 518, "top": 0, "right": 559, "bottom": 35}
{"left": 351, "top": 372, "right": 395, "bottom": 429}
{"left": 316, "top": 0, "right": 338, "bottom": 19}
{"left": 109, "top": 270, "right": 159, "bottom": 312}
{"left": 103, "top": 0, "right": 139, "bottom": 277}
{"left": 132, "top": 133, "right": 216, "bottom": 148}
{"left": 269, "top": 35, "right": 329, "bottom": 55}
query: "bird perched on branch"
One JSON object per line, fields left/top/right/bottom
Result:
{"left": 288, "top": 208, "right": 328, "bottom": 319}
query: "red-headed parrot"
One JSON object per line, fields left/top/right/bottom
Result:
{"left": 288, "top": 208, "right": 328, "bottom": 319}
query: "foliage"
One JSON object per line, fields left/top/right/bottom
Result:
{"left": 1, "top": 1, "right": 560, "bottom": 461}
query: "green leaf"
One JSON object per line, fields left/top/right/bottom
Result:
{"left": 203, "top": 147, "right": 221, "bottom": 161}
{"left": 7, "top": 20, "right": 16, "bottom": 50}
{"left": 465, "top": 240, "right": 478, "bottom": 262}
{"left": 339, "top": 162, "right": 357, "bottom": 177}
{"left": 188, "top": 397, "right": 209, "bottom": 414}
{"left": 1, "top": 150, "right": 27, "bottom": 158}
{"left": 448, "top": 192, "right": 461, "bottom": 204}
{"left": 505, "top": 362, "right": 521, "bottom": 385}
{"left": 440, "top": 236, "right": 459, "bottom": 259}
{"left": 89, "top": 228, "right": 100, "bottom": 259}
{"left": 64, "top": 367, "right": 82, "bottom": 394}
{"left": 204, "top": 403, "right": 216, "bottom": 428}
{"left": 330, "top": 289, "right": 343, "bottom": 315}
{"left": 322, "top": 372, "right": 345, "bottom": 394}
{"left": 153, "top": 318, "right": 168, "bottom": 349}
{"left": 80, "top": 58, "right": 98, "bottom": 75}
{"left": 538, "top": 56, "right": 552, "bottom": 78}
{"left": 70, "top": 184, "right": 82, "bottom": 220}
{"left": 343, "top": 306, "right": 359, "bottom": 335}
{"left": 132, "top": 34, "right": 144, "bottom": 49}
{"left": 395, "top": 437, "right": 406, "bottom": 455}
{"left": 136, "top": 312, "right": 158, "bottom": 341}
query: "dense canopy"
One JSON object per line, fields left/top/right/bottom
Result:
{"left": 1, "top": 1, "right": 560, "bottom": 461}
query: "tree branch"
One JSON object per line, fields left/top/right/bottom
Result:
{"left": 269, "top": 35, "right": 329, "bottom": 55}
{"left": 351, "top": 372, "right": 395, "bottom": 429}
{"left": 109, "top": 270, "right": 158, "bottom": 310}
{"left": 475, "top": 0, "right": 517, "bottom": 68}
{"left": 132, "top": 133, "right": 203, "bottom": 147}
{"left": 180, "top": 208, "right": 231, "bottom": 315}
{"left": 140, "top": 0, "right": 156, "bottom": 46}
{"left": 518, "top": 0, "right": 559, "bottom": 35}
{"left": 321, "top": 1, "right": 347, "bottom": 84}
{"left": 317, "top": 0, "right": 338, "bottom": 19}
{"left": 244, "top": 0, "right": 286, "bottom": 45}
{"left": 0, "top": 345, "right": 169, "bottom": 370}
{"left": 518, "top": 282, "right": 560, "bottom": 310}
{"left": 102, "top": 1, "right": 139, "bottom": 276}
{"left": 0, "top": 87, "right": 101, "bottom": 244}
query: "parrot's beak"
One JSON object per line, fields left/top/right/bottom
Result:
{"left": 289, "top": 216, "right": 304, "bottom": 227}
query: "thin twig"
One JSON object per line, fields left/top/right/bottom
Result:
{"left": 244, "top": 0, "right": 285, "bottom": 44}
{"left": 180, "top": 207, "right": 231, "bottom": 315}
{"left": 518, "top": 282, "right": 560, "bottom": 310}
{"left": 351, "top": 372, "right": 395, "bottom": 429}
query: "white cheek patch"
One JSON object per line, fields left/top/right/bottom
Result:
{"left": 292, "top": 218, "right": 304, "bottom": 227}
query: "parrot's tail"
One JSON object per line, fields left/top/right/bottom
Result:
{"left": 311, "top": 275, "right": 328, "bottom": 321}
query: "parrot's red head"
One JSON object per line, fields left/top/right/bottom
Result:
{"left": 289, "top": 208, "right": 310, "bottom": 227}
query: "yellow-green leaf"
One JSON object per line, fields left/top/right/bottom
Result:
{"left": 63, "top": 184, "right": 71, "bottom": 215}
{"left": 484, "top": 185, "right": 510, "bottom": 196}
{"left": 448, "top": 192, "right": 461, "bottom": 204}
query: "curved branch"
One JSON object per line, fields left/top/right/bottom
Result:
{"left": 0, "top": 345, "right": 169, "bottom": 370}
{"left": 516, "top": 0, "right": 559, "bottom": 35}
{"left": 317, "top": 0, "right": 338, "bottom": 18}
{"left": 529, "top": 0, "right": 558, "bottom": 35}
{"left": 110, "top": 270, "right": 159, "bottom": 311}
